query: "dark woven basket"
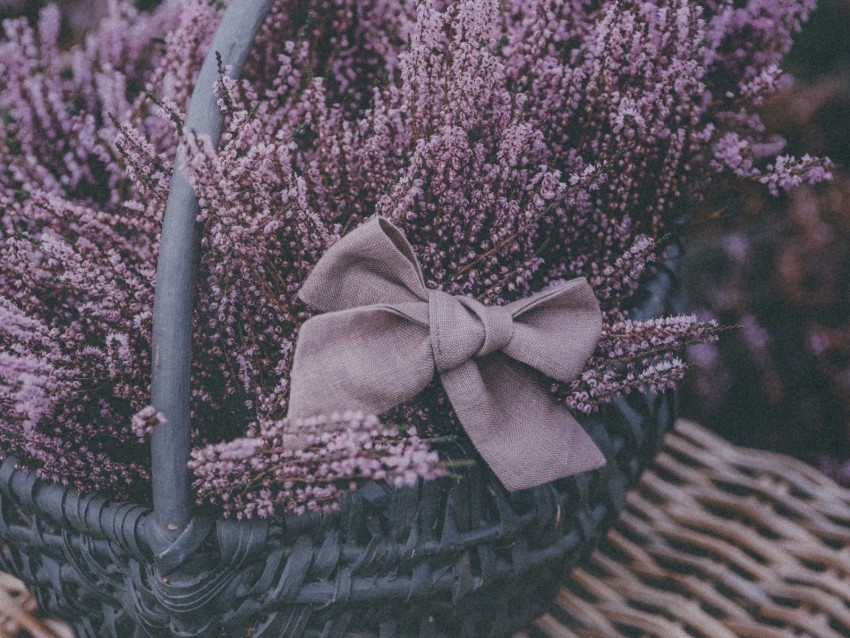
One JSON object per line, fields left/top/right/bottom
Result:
{"left": 0, "top": 3, "right": 682, "bottom": 637}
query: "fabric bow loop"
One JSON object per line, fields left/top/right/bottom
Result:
{"left": 288, "top": 216, "right": 607, "bottom": 491}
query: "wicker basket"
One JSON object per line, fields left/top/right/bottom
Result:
{"left": 0, "top": 2, "right": 681, "bottom": 637}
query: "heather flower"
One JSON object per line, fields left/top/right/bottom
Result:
{"left": 589, "top": 236, "right": 659, "bottom": 322}
{"left": 759, "top": 154, "right": 834, "bottom": 197}
{"left": 557, "top": 316, "right": 722, "bottom": 413}
{"left": 713, "top": 134, "right": 833, "bottom": 194}
{"left": 189, "top": 412, "right": 445, "bottom": 518}
{"left": 130, "top": 406, "right": 166, "bottom": 442}
{"left": 563, "top": 358, "right": 689, "bottom": 415}
{"left": 0, "top": 0, "right": 828, "bottom": 514}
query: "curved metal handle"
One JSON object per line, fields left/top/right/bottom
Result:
{"left": 150, "top": 0, "right": 273, "bottom": 535}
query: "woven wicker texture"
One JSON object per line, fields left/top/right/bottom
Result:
{"left": 0, "top": 260, "right": 678, "bottom": 638}
{"left": 0, "top": 572, "right": 72, "bottom": 638}
{"left": 520, "top": 419, "right": 850, "bottom": 638}
{"left": 5, "top": 420, "right": 850, "bottom": 638}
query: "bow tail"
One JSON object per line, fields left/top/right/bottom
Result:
{"left": 441, "top": 354, "right": 606, "bottom": 492}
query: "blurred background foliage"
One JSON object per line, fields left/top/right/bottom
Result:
{"left": 682, "top": 0, "right": 850, "bottom": 482}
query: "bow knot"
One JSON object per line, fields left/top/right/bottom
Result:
{"left": 288, "top": 216, "right": 607, "bottom": 491}
{"left": 427, "top": 291, "right": 513, "bottom": 372}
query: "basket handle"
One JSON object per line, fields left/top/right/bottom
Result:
{"left": 150, "top": 0, "right": 273, "bottom": 535}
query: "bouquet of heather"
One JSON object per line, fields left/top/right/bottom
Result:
{"left": 0, "top": 0, "right": 829, "bottom": 513}
{"left": 0, "top": 0, "right": 831, "bottom": 635}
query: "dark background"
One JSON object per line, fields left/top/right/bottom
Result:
{"left": 681, "top": 0, "right": 850, "bottom": 483}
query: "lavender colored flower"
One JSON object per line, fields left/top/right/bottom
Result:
{"left": 0, "top": 0, "right": 829, "bottom": 514}
{"left": 557, "top": 315, "right": 722, "bottom": 413}
{"left": 189, "top": 412, "right": 444, "bottom": 518}
{"left": 130, "top": 406, "right": 166, "bottom": 442}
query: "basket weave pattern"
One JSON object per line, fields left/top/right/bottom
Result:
{"left": 526, "top": 420, "right": 850, "bottom": 638}
{"left": 0, "top": 264, "right": 677, "bottom": 638}
{"left": 7, "top": 420, "right": 850, "bottom": 638}
{"left": 0, "top": 2, "right": 682, "bottom": 636}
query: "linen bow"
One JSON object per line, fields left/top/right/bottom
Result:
{"left": 288, "top": 217, "right": 606, "bottom": 491}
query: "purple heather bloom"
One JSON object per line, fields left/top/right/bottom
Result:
{"left": 189, "top": 412, "right": 444, "bottom": 518}
{"left": 0, "top": 0, "right": 828, "bottom": 514}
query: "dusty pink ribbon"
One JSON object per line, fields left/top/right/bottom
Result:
{"left": 288, "top": 216, "right": 606, "bottom": 491}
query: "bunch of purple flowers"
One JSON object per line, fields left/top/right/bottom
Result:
{"left": 0, "top": 0, "right": 829, "bottom": 517}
